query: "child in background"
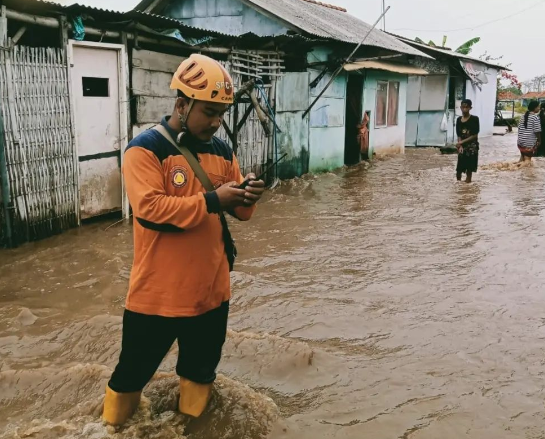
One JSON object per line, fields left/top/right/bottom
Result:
{"left": 456, "top": 99, "right": 480, "bottom": 183}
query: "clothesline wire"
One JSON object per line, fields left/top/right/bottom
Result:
{"left": 392, "top": 0, "right": 545, "bottom": 33}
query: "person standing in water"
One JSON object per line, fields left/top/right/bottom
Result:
{"left": 456, "top": 99, "right": 480, "bottom": 183}
{"left": 102, "top": 54, "right": 265, "bottom": 426}
{"left": 517, "top": 100, "right": 541, "bottom": 161}
{"left": 536, "top": 104, "right": 545, "bottom": 157}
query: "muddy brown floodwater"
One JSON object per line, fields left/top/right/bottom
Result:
{"left": 2, "top": 132, "right": 545, "bottom": 439}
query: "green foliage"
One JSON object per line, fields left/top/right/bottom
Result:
{"left": 515, "top": 102, "right": 527, "bottom": 114}
{"left": 503, "top": 87, "right": 523, "bottom": 96}
{"left": 414, "top": 36, "right": 481, "bottom": 55}
{"left": 455, "top": 37, "right": 481, "bottom": 55}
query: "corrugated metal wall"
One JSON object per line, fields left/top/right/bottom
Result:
{"left": 308, "top": 68, "right": 347, "bottom": 172}
{"left": 163, "top": 0, "right": 289, "bottom": 38}
{"left": 0, "top": 46, "right": 77, "bottom": 246}
{"left": 307, "top": 47, "right": 346, "bottom": 172}
{"left": 405, "top": 74, "right": 448, "bottom": 147}
{"left": 275, "top": 71, "right": 310, "bottom": 179}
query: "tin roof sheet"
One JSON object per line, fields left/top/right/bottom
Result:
{"left": 241, "top": 0, "right": 430, "bottom": 57}
{"left": 344, "top": 60, "right": 429, "bottom": 76}
{"left": 390, "top": 33, "right": 507, "bottom": 70}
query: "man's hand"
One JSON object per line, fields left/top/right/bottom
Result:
{"left": 216, "top": 182, "right": 247, "bottom": 210}
{"left": 240, "top": 173, "right": 265, "bottom": 206}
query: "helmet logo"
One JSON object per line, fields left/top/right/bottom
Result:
{"left": 215, "top": 81, "right": 232, "bottom": 91}
{"left": 179, "top": 61, "right": 208, "bottom": 91}
{"left": 217, "top": 64, "right": 234, "bottom": 96}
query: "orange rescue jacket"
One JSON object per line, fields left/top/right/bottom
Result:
{"left": 122, "top": 117, "right": 255, "bottom": 317}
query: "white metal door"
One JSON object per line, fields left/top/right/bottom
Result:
{"left": 71, "top": 44, "right": 122, "bottom": 219}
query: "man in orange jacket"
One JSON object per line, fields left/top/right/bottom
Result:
{"left": 102, "top": 54, "right": 265, "bottom": 425}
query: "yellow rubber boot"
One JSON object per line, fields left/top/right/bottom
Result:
{"left": 178, "top": 378, "right": 213, "bottom": 417}
{"left": 102, "top": 385, "right": 141, "bottom": 425}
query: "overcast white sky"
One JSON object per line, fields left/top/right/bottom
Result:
{"left": 335, "top": 0, "right": 545, "bottom": 82}
{"left": 61, "top": 0, "right": 545, "bottom": 81}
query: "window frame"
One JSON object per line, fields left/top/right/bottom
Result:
{"left": 387, "top": 81, "right": 400, "bottom": 127}
{"left": 374, "top": 80, "right": 400, "bottom": 129}
{"left": 375, "top": 80, "right": 389, "bottom": 128}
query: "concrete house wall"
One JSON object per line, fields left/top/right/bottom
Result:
{"left": 465, "top": 65, "right": 499, "bottom": 138}
{"left": 363, "top": 71, "right": 408, "bottom": 156}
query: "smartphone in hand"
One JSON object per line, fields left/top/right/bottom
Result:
{"left": 237, "top": 153, "right": 287, "bottom": 189}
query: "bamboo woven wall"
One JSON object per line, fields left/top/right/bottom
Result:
{"left": 0, "top": 46, "right": 77, "bottom": 246}
{"left": 217, "top": 51, "right": 284, "bottom": 180}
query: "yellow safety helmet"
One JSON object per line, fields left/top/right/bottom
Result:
{"left": 171, "top": 54, "right": 234, "bottom": 104}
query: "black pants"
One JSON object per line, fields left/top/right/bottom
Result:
{"left": 108, "top": 302, "right": 229, "bottom": 393}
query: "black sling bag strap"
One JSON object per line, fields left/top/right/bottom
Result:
{"left": 153, "top": 125, "right": 237, "bottom": 271}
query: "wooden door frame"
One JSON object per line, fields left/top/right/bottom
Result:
{"left": 67, "top": 40, "right": 129, "bottom": 221}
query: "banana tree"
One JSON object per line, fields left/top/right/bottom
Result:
{"left": 415, "top": 36, "right": 481, "bottom": 55}
{"left": 454, "top": 37, "right": 481, "bottom": 55}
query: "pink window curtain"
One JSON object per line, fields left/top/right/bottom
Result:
{"left": 387, "top": 82, "right": 399, "bottom": 126}
{"left": 375, "top": 82, "right": 387, "bottom": 126}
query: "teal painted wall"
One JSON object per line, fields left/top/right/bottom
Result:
{"left": 307, "top": 47, "right": 347, "bottom": 173}
{"left": 362, "top": 71, "right": 408, "bottom": 156}
{"left": 275, "top": 72, "right": 310, "bottom": 179}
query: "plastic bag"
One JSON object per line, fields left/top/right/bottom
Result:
{"left": 72, "top": 16, "right": 85, "bottom": 41}
{"left": 440, "top": 113, "right": 448, "bottom": 132}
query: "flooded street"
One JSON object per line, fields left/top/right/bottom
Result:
{"left": 2, "top": 131, "right": 545, "bottom": 438}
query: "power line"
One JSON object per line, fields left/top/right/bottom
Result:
{"left": 392, "top": 0, "right": 545, "bottom": 33}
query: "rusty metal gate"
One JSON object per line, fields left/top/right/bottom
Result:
{"left": 0, "top": 46, "right": 77, "bottom": 246}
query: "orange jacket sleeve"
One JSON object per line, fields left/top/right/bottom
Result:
{"left": 230, "top": 154, "right": 256, "bottom": 221}
{"left": 123, "top": 147, "right": 212, "bottom": 230}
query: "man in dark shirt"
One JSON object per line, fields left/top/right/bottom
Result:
{"left": 456, "top": 99, "right": 480, "bottom": 183}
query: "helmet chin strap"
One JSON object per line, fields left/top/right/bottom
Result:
{"left": 177, "top": 98, "right": 195, "bottom": 143}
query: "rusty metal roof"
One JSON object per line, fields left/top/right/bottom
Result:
{"left": 497, "top": 91, "right": 522, "bottom": 101}
{"left": 65, "top": 3, "right": 226, "bottom": 36}
{"left": 9, "top": 0, "right": 430, "bottom": 58}
{"left": 241, "top": 0, "right": 430, "bottom": 57}
{"left": 3, "top": 0, "right": 232, "bottom": 38}
{"left": 298, "top": 0, "right": 347, "bottom": 12}
{"left": 133, "top": 0, "right": 429, "bottom": 57}
{"left": 520, "top": 91, "right": 545, "bottom": 100}
{"left": 390, "top": 33, "right": 507, "bottom": 70}
{"left": 344, "top": 60, "right": 428, "bottom": 76}
{"left": 61, "top": 0, "right": 136, "bottom": 12}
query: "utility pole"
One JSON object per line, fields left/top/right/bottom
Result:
{"left": 382, "top": 0, "right": 386, "bottom": 31}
